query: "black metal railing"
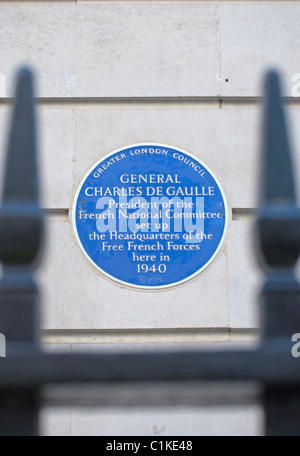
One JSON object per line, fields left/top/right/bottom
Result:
{"left": 0, "top": 68, "right": 299, "bottom": 436}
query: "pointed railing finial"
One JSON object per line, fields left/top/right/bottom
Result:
{"left": 4, "top": 67, "right": 39, "bottom": 203}
{"left": 257, "top": 70, "right": 300, "bottom": 269}
{"left": 261, "top": 71, "right": 296, "bottom": 204}
{"left": 0, "top": 67, "right": 43, "bottom": 266}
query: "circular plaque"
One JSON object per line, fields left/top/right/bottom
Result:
{"left": 72, "top": 144, "right": 229, "bottom": 289}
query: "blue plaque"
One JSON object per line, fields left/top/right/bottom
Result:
{"left": 72, "top": 144, "right": 229, "bottom": 289}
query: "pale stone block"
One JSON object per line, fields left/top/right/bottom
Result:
{"left": 1, "top": 104, "right": 299, "bottom": 211}
{"left": 70, "top": 406, "right": 263, "bottom": 436}
{"left": 39, "top": 109, "right": 74, "bottom": 208}
{"left": 40, "top": 408, "right": 71, "bottom": 437}
{"left": 74, "top": 108, "right": 258, "bottom": 209}
{"left": 74, "top": 106, "right": 300, "bottom": 209}
{"left": 0, "top": 74, "right": 6, "bottom": 97}
{"left": 219, "top": 5, "right": 300, "bottom": 97}
{"left": 0, "top": 5, "right": 219, "bottom": 98}
{"left": 0, "top": 108, "right": 74, "bottom": 208}
{"left": 0, "top": 333, "right": 6, "bottom": 358}
{"left": 227, "top": 220, "right": 262, "bottom": 329}
{"left": 39, "top": 218, "right": 229, "bottom": 330}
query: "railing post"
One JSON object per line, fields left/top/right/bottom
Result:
{"left": 0, "top": 69, "right": 43, "bottom": 436}
{"left": 258, "top": 71, "right": 300, "bottom": 436}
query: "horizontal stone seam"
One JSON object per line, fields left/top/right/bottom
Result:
{"left": 41, "top": 328, "right": 260, "bottom": 344}
{"left": 1, "top": 98, "right": 300, "bottom": 110}
{"left": 42, "top": 327, "right": 259, "bottom": 333}
{"left": 1, "top": 96, "right": 300, "bottom": 102}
